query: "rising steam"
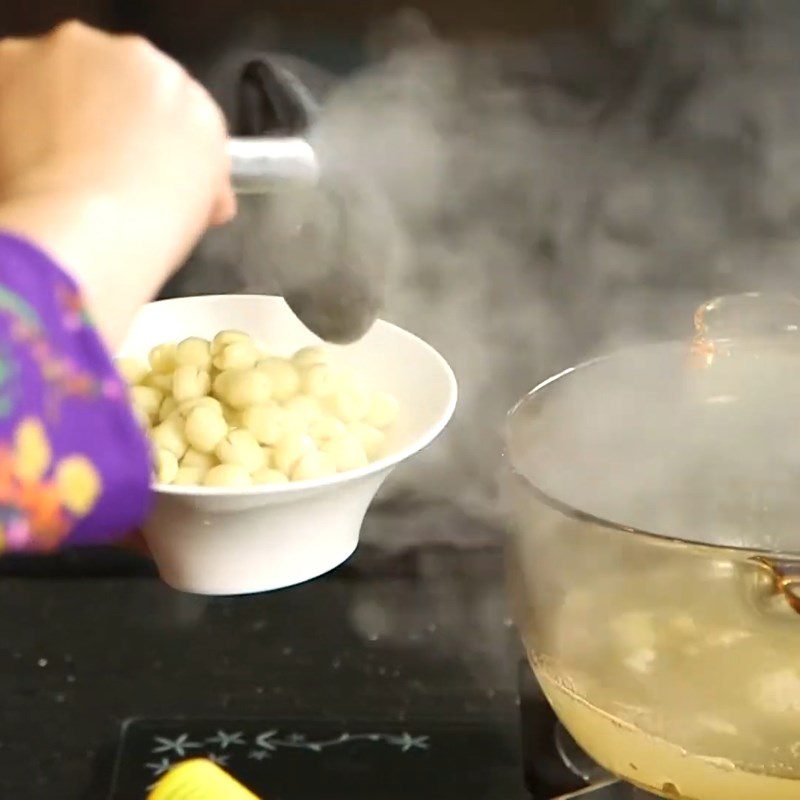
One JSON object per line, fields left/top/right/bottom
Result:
{"left": 178, "top": 1, "right": 800, "bottom": 544}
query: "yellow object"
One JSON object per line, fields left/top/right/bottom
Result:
{"left": 54, "top": 455, "right": 101, "bottom": 515}
{"left": 147, "top": 759, "right": 260, "bottom": 800}
{"left": 13, "top": 418, "right": 51, "bottom": 481}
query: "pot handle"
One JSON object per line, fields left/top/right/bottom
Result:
{"left": 691, "top": 292, "right": 800, "bottom": 365}
{"left": 750, "top": 556, "right": 800, "bottom": 616}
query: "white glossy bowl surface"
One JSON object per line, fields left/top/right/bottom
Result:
{"left": 119, "top": 295, "right": 457, "bottom": 594}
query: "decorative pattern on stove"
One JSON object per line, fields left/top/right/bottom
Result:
{"left": 109, "top": 718, "right": 514, "bottom": 800}
{"left": 145, "top": 728, "right": 430, "bottom": 787}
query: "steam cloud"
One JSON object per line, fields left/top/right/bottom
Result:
{"left": 173, "top": 1, "right": 800, "bottom": 548}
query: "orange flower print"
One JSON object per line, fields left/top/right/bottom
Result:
{"left": 18, "top": 480, "right": 66, "bottom": 550}
{"left": 0, "top": 446, "right": 16, "bottom": 504}
{"left": 0, "top": 417, "right": 103, "bottom": 552}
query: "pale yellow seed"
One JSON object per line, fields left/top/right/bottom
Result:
{"left": 255, "top": 357, "right": 300, "bottom": 402}
{"left": 151, "top": 417, "right": 188, "bottom": 460}
{"left": 212, "top": 370, "right": 232, "bottom": 397}
{"left": 161, "top": 410, "right": 184, "bottom": 429}
{"left": 219, "top": 369, "right": 272, "bottom": 409}
{"left": 252, "top": 467, "right": 290, "bottom": 485}
{"left": 365, "top": 391, "right": 400, "bottom": 429}
{"left": 178, "top": 396, "right": 224, "bottom": 418}
{"left": 302, "top": 364, "right": 344, "bottom": 398}
{"left": 211, "top": 330, "right": 251, "bottom": 355}
{"left": 213, "top": 340, "right": 260, "bottom": 370}
{"left": 203, "top": 464, "right": 252, "bottom": 488}
{"left": 283, "top": 394, "right": 322, "bottom": 422}
{"left": 240, "top": 404, "right": 277, "bottom": 445}
{"left": 172, "top": 365, "right": 211, "bottom": 403}
{"left": 321, "top": 434, "right": 369, "bottom": 472}
{"left": 131, "top": 385, "right": 163, "bottom": 421}
{"left": 215, "top": 429, "right": 266, "bottom": 473}
{"left": 175, "top": 337, "right": 212, "bottom": 369}
{"left": 155, "top": 449, "right": 179, "bottom": 483}
{"left": 172, "top": 466, "right": 208, "bottom": 486}
{"left": 184, "top": 406, "right": 229, "bottom": 454}
{"left": 222, "top": 405, "right": 243, "bottom": 427}
{"left": 241, "top": 405, "right": 300, "bottom": 446}
{"left": 144, "top": 331, "right": 400, "bottom": 485}
{"left": 291, "top": 451, "right": 337, "bottom": 482}
{"left": 327, "top": 385, "right": 371, "bottom": 423}
{"left": 273, "top": 432, "right": 316, "bottom": 475}
{"left": 158, "top": 396, "right": 179, "bottom": 423}
{"left": 292, "top": 346, "right": 332, "bottom": 369}
{"left": 115, "top": 357, "right": 149, "bottom": 386}
{"left": 308, "top": 415, "right": 347, "bottom": 443}
{"left": 349, "top": 422, "right": 385, "bottom": 460}
{"left": 143, "top": 371, "right": 174, "bottom": 394}
{"left": 181, "top": 448, "right": 217, "bottom": 471}
{"left": 148, "top": 343, "right": 178, "bottom": 374}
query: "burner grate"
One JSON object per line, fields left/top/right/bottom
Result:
{"left": 555, "top": 781, "right": 661, "bottom": 799}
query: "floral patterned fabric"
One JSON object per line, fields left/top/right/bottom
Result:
{"left": 0, "top": 232, "right": 151, "bottom": 552}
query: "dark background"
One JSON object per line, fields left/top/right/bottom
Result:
{"left": 0, "top": 1, "right": 609, "bottom": 49}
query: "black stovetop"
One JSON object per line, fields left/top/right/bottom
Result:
{"left": 103, "top": 664, "right": 623, "bottom": 800}
{"left": 0, "top": 505, "right": 623, "bottom": 799}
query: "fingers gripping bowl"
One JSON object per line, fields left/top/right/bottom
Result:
{"left": 118, "top": 295, "right": 457, "bottom": 595}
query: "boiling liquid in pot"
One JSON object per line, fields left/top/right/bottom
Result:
{"left": 524, "top": 558, "right": 800, "bottom": 799}
{"left": 534, "top": 667, "right": 800, "bottom": 800}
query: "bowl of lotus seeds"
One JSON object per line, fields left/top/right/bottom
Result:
{"left": 116, "top": 294, "right": 457, "bottom": 595}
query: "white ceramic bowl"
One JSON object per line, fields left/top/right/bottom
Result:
{"left": 119, "top": 295, "right": 457, "bottom": 595}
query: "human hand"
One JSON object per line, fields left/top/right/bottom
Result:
{"left": 0, "top": 21, "right": 236, "bottom": 346}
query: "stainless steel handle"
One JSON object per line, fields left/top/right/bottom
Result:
{"left": 227, "top": 136, "right": 319, "bottom": 194}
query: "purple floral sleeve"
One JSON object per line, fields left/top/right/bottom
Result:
{"left": 0, "top": 232, "right": 151, "bottom": 552}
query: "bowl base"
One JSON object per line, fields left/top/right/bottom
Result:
{"left": 155, "top": 536, "right": 358, "bottom": 596}
{"left": 141, "top": 476, "right": 386, "bottom": 595}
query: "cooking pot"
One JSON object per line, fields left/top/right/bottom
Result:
{"left": 506, "top": 293, "right": 800, "bottom": 800}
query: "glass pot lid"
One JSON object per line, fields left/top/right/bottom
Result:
{"left": 507, "top": 292, "right": 800, "bottom": 563}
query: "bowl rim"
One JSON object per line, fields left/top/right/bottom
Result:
{"left": 504, "top": 340, "right": 800, "bottom": 560}
{"left": 132, "top": 295, "right": 458, "bottom": 497}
